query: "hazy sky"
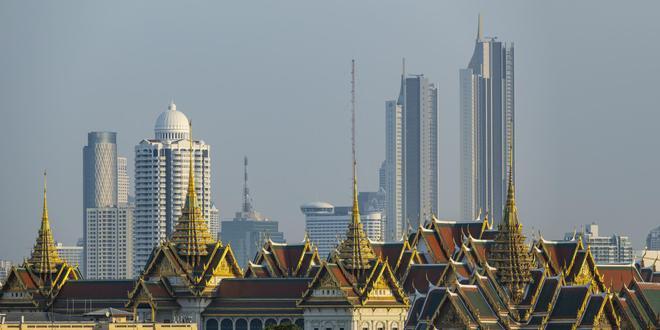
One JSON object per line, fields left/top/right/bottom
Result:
{"left": 1, "top": 1, "right": 659, "bottom": 262}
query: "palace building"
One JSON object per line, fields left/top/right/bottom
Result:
{"left": 2, "top": 149, "right": 660, "bottom": 328}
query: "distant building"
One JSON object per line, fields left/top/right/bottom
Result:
{"left": 83, "top": 131, "right": 133, "bottom": 278}
{"left": 220, "top": 157, "right": 284, "bottom": 268}
{"left": 0, "top": 260, "right": 11, "bottom": 284}
{"left": 85, "top": 206, "right": 133, "bottom": 279}
{"left": 117, "top": 157, "right": 129, "bottom": 205}
{"left": 55, "top": 241, "right": 84, "bottom": 270}
{"left": 357, "top": 190, "right": 385, "bottom": 213}
{"left": 564, "top": 223, "right": 633, "bottom": 264}
{"left": 209, "top": 203, "right": 220, "bottom": 240}
{"left": 133, "top": 102, "right": 212, "bottom": 276}
{"left": 384, "top": 100, "right": 403, "bottom": 241}
{"left": 646, "top": 225, "right": 660, "bottom": 250}
{"left": 384, "top": 64, "right": 439, "bottom": 240}
{"left": 460, "top": 16, "right": 515, "bottom": 224}
{"left": 302, "top": 201, "right": 384, "bottom": 259}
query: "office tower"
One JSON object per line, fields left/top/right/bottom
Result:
{"left": 302, "top": 201, "right": 384, "bottom": 258}
{"left": 358, "top": 191, "right": 385, "bottom": 214}
{"left": 0, "top": 260, "right": 11, "bottom": 284}
{"left": 55, "top": 241, "right": 84, "bottom": 270}
{"left": 460, "top": 16, "right": 515, "bottom": 224}
{"left": 646, "top": 226, "right": 660, "bottom": 250}
{"left": 221, "top": 157, "right": 284, "bottom": 267}
{"left": 385, "top": 63, "right": 438, "bottom": 239}
{"left": 117, "top": 157, "right": 129, "bottom": 205}
{"left": 133, "top": 102, "right": 211, "bottom": 275}
{"left": 83, "top": 132, "right": 117, "bottom": 274}
{"left": 83, "top": 132, "right": 118, "bottom": 211}
{"left": 563, "top": 223, "right": 633, "bottom": 264}
{"left": 378, "top": 161, "right": 386, "bottom": 191}
{"left": 83, "top": 132, "right": 133, "bottom": 277}
{"left": 85, "top": 207, "right": 133, "bottom": 279}
{"left": 209, "top": 203, "right": 220, "bottom": 240}
{"left": 384, "top": 101, "right": 403, "bottom": 241}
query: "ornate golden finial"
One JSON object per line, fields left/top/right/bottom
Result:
{"left": 335, "top": 60, "right": 376, "bottom": 278}
{"left": 171, "top": 121, "right": 214, "bottom": 267}
{"left": 486, "top": 146, "right": 533, "bottom": 304}
{"left": 28, "top": 170, "right": 63, "bottom": 276}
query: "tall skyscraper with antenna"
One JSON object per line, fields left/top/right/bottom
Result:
{"left": 385, "top": 59, "right": 439, "bottom": 240}
{"left": 460, "top": 15, "right": 515, "bottom": 224}
{"left": 221, "top": 156, "right": 284, "bottom": 268}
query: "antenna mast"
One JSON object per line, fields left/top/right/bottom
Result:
{"left": 351, "top": 59, "right": 356, "bottom": 180}
{"left": 242, "top": 156, "right": 252, "bottom": 213}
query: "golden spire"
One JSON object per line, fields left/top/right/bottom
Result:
{"left": 28, "top": 170, "right": 63, "bottom": 275}
{"left": 335, "top": 60, "right": 376, "bottom": 279}
{"left": 486, "top": 148, "right": 533, "bottom": 304}
{"left": 171, "top": 122, "right": 214, "bottom": 267}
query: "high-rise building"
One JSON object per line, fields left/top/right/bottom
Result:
{"left": 563, "top": 223, "right": 633, "bottom": 264}
{"left": 384, "top": 62, "right": 438, "bottom": 238}
{"left": 83, "top": 132, "right": 132, "bottom": 278}
{"left": 209, "top": 203, "right": 220, "bottom": 240}
{"left": 460, "top": 15, "right": 515, "bottom": 224}
{"left": 220, "top": 157, "right": 284, "bottom": 267}
{"left": 83, "top": 132, "right": 118, "bottom": 211}
{"left": 55, "top": 241, "right": 84, "bottom": 270}
{"left": 302, "top": 201, "right": 384, "bottom": 259}
{"left": 85, "top": 207, "right": 133, "bottom": 279}
{"left": 133, "top": 102, "right": 211, "bottom": 275}
{"left": 117, "top": 157, "right": 129, "bottom": 205}
{"left": 0, "top": 260, "right": 12, "bottom": 285}
{"left": 647, "top": 226, "right": 660, "bottom": 250}
{"left": 384, "top": 100, "right": 403, "bottom": 241}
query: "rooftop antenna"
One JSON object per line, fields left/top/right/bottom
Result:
{"left": 242, "top": 156, "right": 253, "bottom": 213}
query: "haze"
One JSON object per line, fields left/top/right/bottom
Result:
{"left": 1, "top": 0, "right": 659, "bottom": 261}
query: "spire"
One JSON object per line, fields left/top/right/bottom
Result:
{"left": 171, "top": 122, "right": 214, "bottom": 267}
{"left": 242, "top": 156, "right": 253, "bottom": 213}
{"left": 168, "top": 100, "right": 176, "bottom": 111}
{"left": 335, "top": 60, "right": 376, "bottom": 278}
{"left": 397, "top": 57, "right": 406, "bottom": 106}
{"left": 486, "top": 148, "right": 533, "bottom": 304}
{"left": 28, "top": 170, "right": 63, "bottom": 275}
{"left": 477, "top": 13, "right": 483, "bottom": 40}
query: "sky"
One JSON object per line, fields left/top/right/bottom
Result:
{"left": 1, "top": 1, "right": 659, "bottom": 262}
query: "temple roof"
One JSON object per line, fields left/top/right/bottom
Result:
{"left": 27, "top": 172, "right": 64, "bottom": 275}
{"left": 170, "top": 125, "right": 215, "bottom": 267}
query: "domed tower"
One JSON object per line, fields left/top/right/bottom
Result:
{"left": 133, "top": 102, "right": 213, "bottom": 276}
{"left": 154, "top": 102, "right": 190, "bottom": 141}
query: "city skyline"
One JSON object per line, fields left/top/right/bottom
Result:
{"left": 2, "top": 2, "right": 660, "bottom": 262}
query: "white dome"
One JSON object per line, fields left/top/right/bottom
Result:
{"left": 302, "top": 201, "right": 334, "bottom": 209}
{"left": 155, "top": 102, "right": 190, "bottom": 141}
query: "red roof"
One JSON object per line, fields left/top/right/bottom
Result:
{"left": 402, "top": 264, "right": 446, "bottom": 293}
{"left": 542, "top": 241, "right": 579, "bottom": 271}
{"left": 598, "top": 265, "right": 642, "bottom": 292}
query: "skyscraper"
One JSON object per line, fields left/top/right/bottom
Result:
{"left": 83, "top": 132, "right": 134, "bottom": 279}
{"left": 220, "top": 157, "right": 284, "bottom": 267}
{"left": 117, "top": 156, "right": 129, "bottom": 205}
{"left": 460, "top": 15, "right": 515, "bottom": 224}
{"left": 132, "top": 102, "right": 211, "bottom": 275}
{"left": 647, "top": 226, "right": 660, "bottom": 250}
{"left": 384, "top": 100, "right": 403, "bottom": 241}
{"left": 384, "top": 62, "right": 439, "bottom": 239}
